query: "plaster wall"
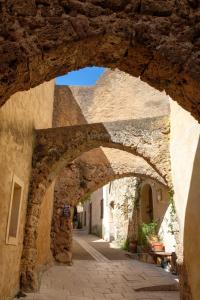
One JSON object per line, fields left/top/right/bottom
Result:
{"left": 0, "top": 80, "right": 54, "bottom": 300}
{"left": 170, "top": 99, "right": 200, "bottom": 299}
{"left": 102, "top": 184, "right": 111, "bottom": 242}
{"left": 82, "top": 204, "right": 89, "bottom": 232}
{"left": 65, "top": 69, "right": 170, "bottom": 123}
{"left": 36, "top": 182, "right": 55, "bottom": 269}
{"left": 139, "top": 179, "right": 176, "bottom": 253}
{"left": 170, "top": 99, "right": 200, "bottom": 241}
{"left": 83, "top": 189, "right": 103, "bottom": 237}
{"left": 101, "top": 177, "right": 173, "bottom": 249}
{"left": 103, "top": 177, "right": 138, "bottom": 245}
{"left": 86, "top": 176, "right": 175, "bottom": 252}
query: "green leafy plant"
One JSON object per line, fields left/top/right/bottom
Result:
{"left": 168, "top": 190, "right": 178, "bottom": 235}
{"left": 119, "top": 184, "right": 140, "bottom": 219}
{"left": 138, "top": 221, "right": 158, "bottom": 246}
{"left": 121, "top": 237, "right": 129, "bottom": 251}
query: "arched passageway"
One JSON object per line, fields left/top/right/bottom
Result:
{"left": 51, "top": 148, "right": 167, "bottom": 263}
{"left": 31, "top": 116, "right": 170, "bottom": 203}
{"left": 21, "top": 116, "right": 170, "bottom": 289}
{"left": 21, "top": 140, "right": 169, "bottom": 291}
{"left": 140, "top": 183, "right": 154, "bottom": 223}
{"left": 1, "top": 3, "right": 198, "bottom": 297}
{"left": 54, "top": 147, "right": 167, "bottom": 208}
{"left": 0, "top": 1, "right": 200, "bottom": 122}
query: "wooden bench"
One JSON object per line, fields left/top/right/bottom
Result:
{"left": 149, "top": 251, "right": 172, "bottom": 265}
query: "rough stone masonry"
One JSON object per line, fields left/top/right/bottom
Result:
{"left": 20, "top": 116, "right": 170, "bottom": 291}
{"left": 0, "top": 0, "right": 200, "bottom": 121}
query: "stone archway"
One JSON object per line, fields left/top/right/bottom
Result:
{"left": 53, "top": 147, "right": 167, "bottom": 208}
{"left": 51, "top": 147, "right": 168, "bottom": 264}
{"left": 31, "top": 116, "right": 171, "bottom": 201}
{"left": 1, "top": 1, "right": 200, "bottom": 121}
{"left": 20, "top": 117, "right": 170, "bottom": 291}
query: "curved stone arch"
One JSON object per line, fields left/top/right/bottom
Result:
{"left": 0, "top": 1, "right": 200, "bottom": 120}
{"left": 22, "top": 118, "right": 170, "bottom": 287}
{"left": 51, "top": 148, "right": 169, "bottom": 263}
{"left": 21, "top": 122, "right": 170, "bottom": 291}
{"left": 54, "top": 148, "right": 168, "bottom": 208}
{"left": 31, "top": 116, "right": 171, "bottom": 205}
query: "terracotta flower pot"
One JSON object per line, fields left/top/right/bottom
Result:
{"left": 129, "top": 241, "right": 138, "bottom": 253}
{"left": 152, "top": 242, "right": 164, "bottom": 252}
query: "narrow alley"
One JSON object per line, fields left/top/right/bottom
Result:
{"left": 20, "top": 231, "right": 179, "bottom": 300}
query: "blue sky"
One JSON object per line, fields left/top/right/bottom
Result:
{"left": 56, "top": 67, "right": 105, "bottom": 86}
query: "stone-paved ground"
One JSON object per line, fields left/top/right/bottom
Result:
{"left": 80, "top": 232, "right": 131, "bottom": 261}
{"left": 72, "top": 238, "right": 94, "bottom": 261}
{"left": 18, "top": 232, "right": 180, "bottom": 300}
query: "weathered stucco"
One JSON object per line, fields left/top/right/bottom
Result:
{"left": 0, "top": 1, "right": 200, "bottom": 122}
{"left": 103, "top": 177, "right": 140, "bottom": 244}
{"left": 36, "top": 182, "right": 55, "bottom": 270}
{"left": 170, "top": 99, "right": 200, "bottom": 300}
{"left": 83, "top": 188, "right": 104, "bottom": 237}
{"left": 83, "top": 176, "right": 175, "bottom": 256}
{"left": 69, "top": 69, "right": 170, "bottom": 123}
{"left": 139, "top": 179, "right": 177, "bottom": 253}
{"left": 54, "top": 68, "right": 170, "bottom": 127}
{"left": 0, "top": 80, "right": 54, "bottom": 300}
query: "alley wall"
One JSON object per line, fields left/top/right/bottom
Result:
{"left": 170, "top": 99, "right": 200, "bottom": 300}
{"left": 0, "top": 80, "right": 54, "bottom": 299}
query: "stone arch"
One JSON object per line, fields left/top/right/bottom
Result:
{"left": 140, "top": 183, "right": 154, "bottom": 223}
{"left": 25, "top": 117, "right": 170, "bottom": 257}
{"left": 51, "top": 148, "right": 168, "bottom": 263}
{"left": 21, "top": 116, "right": 170, "bottom": 291}
{"left": 54, "top": 148, "right": 167, "bottom": 207}
{"left": 0, "top": 1, "right": 200, "bottom": 121}
{"left": 31, "top": 116, "right": 170, "bottom": 204}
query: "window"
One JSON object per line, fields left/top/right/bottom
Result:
{"left": 6, "top": 175, "right": 23, "bottom": 245}
{"left": 100, "top": 199, "right": 104, "bottom": 219}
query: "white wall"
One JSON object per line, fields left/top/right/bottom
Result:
{"left": 170, "top": 98, "right": 200, "bottom": 300}
{"left": 139, "top": 179, "right": 177, "bottom": 253}
{"left": 85, "top": 176, "right": 176, "bottom": 253}
{"left": 83, "top": 188, "right": 103, "bottom": 236}
{"left": 170, "top": 99, "right": 200, "bottom": 243}
{"left": 102, "top": 177, "right": 139, "bottom": 244}
{"left": 102, "top": 183, "right": 111, "bottom": 241}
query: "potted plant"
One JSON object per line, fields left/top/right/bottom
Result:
{"left": 147, "top": 234, "right": 164, "bottom": 252}
{"left": 129, "top": 239, "right": 138, "bottom": 253}
{"left": 138, "top": 221, "right": 164, "bottom": 252}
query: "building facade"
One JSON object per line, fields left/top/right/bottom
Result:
{"left": 82, "top": 176, "right": 177, "bottom": 254}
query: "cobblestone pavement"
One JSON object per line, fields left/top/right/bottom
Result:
{"left": 20, "top": 231, "right": 180, "bottom": 300}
